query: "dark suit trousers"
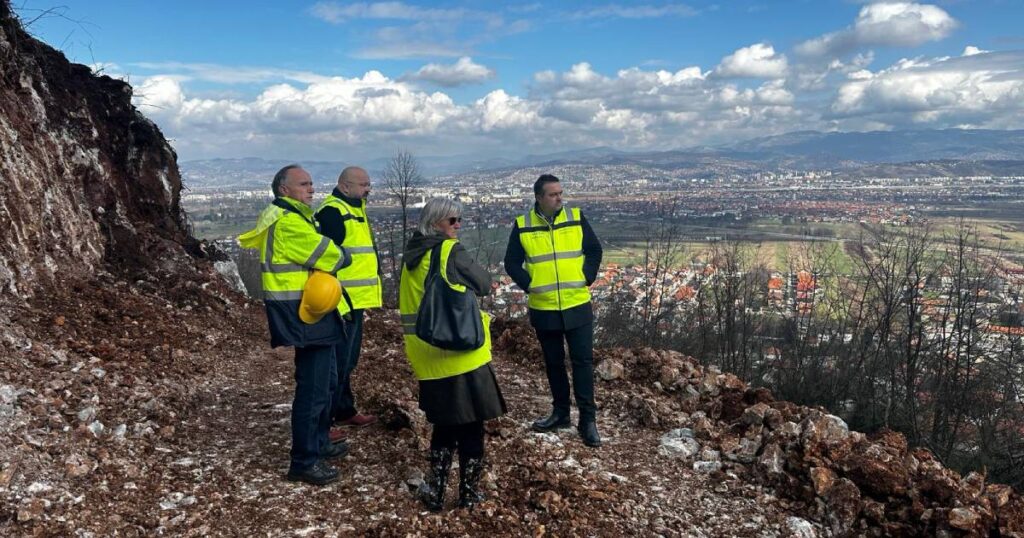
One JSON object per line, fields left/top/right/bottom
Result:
{"left": 291, "top": 344, "right": 338, "bottom": 472}
{"left": 536, "top": 322, "right": 596, "bottom": 423}
{"left": 332, "top": 309, "right": 363, "bottom": 421}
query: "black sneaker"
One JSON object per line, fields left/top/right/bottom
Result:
{"left": 322, "top": 440, "right": 349, "bottom": 460}
{"left": 578, "top": 421, "right": 602, "bottom": 448}
{"left": 531, "top": 412, "right": 571, "bottom": 432}
{"left": 286, "top": 461, "right": 339, "bottom": 486}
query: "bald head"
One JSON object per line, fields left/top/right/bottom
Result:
{"left": 337, "top": 166, "right": 371, "bottom": 200}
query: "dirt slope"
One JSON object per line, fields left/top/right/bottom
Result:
{"left": 4, "top": 275, "right": 1022, "bottom": 536}
{"left": 1, "top": 277, "right": 821, "bottom": 537}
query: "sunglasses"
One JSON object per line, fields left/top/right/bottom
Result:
{"left": 446, "top": 216, "right": 463, "bottom": 225}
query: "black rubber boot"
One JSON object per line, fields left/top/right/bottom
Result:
{"left": 579, "top": 420, "right": 602, "bottom": 448}
{"left": 417, "top": 448, "right": 453, "bottom": 512}
{"left": 531, "top": 411, "right": 571, "bottom": 432}
{"left": 458, "top": 456, "right": 486, "bottom": 509}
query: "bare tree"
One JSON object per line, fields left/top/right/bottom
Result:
{"left": 381, "top": 149, "right": 424, "bottom": 305}
{"left": 382, "top": 149, "right": 423, "bottom": 252}
{"left": 634, "top": 202, "right": 685, "bottom": 346}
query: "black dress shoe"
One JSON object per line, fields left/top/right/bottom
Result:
{"left": 578, "top": 421, "right": 602, "bottom": 448}
{"left": 322, "top": 440, "right": 349, "bottom": 460}
{"left": 286, "top": 461, "right": 339, "bottom": 486}
{"left": 532, "top": 412, "right": 571, "bottom": 432}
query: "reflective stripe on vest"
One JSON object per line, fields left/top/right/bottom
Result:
{"left": 239, "top": 199, "right": 351, "bottom": 317}
{"left": 316, "top": 195, "right": 383, "bottom": 310}
{"left": 398, "top": 239, "right": 491, "bottom": 381}
{"left": 515, "top": 206, "right": 591, "bottom": 311}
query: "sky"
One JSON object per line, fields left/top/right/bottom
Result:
{"left": 16, "top": 0, "right": 1024, "bottom": 163}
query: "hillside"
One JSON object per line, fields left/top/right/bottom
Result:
{"left": 1, "top": 2, "right": 1022, "bottom": 536}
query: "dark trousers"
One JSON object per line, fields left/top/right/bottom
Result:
{"left": 290, "top": 344, "right": 337, "bottom": 472}
{"left": 431, "top": 421, "right": 485, "bottom": 460}
{"left": 536, "top": 322, "right": 596, "bottom": 423}
{"left": 331, "top": 309, "right": 363, "bottom": 421}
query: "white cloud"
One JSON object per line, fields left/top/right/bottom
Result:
{"left": 130, "top": 62, "right": 329, "bottom": 85}
{"left": 474, "top": 90, "right": 542, "bottom": 131}
{"left": 129, "top": 49, "right": 1024, "bottom": 161}
{"left": 309, "top": 1, "right": 468, "bottom": 23}
{"left": 352, "top": 41, "right": 468, "bottom": 60}
{"left": 829, "top": 51, "right": 1024, "bottom": 127}
{"left": 714, "top": 43, "right": 788, "bottom": 79}
{"left": 792, "top": 51, "right": 875, "bottom": 91}
{"left": 326, "top": 7, "right": 529, "bottom": 59}
{"left": 796, "top": 2, "right": 958, "bottom": 57}
{"left": 134, "top": 76, "right": 185, "bottom": 113}
{"left": 403, "top": 57, "right": 495, "bottom": 87}
{"left": 570, "top": 4, "right": 699, "bottom": 19}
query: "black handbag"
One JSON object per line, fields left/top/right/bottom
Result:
{"left": 414, "top": 244, "right": 485, "bottom": 351}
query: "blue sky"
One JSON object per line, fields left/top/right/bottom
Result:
{"left": 16, "top": 1, "right": 1024, "bottom": 162}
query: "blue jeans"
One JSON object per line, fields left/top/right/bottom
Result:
{"left": 290, "top": 344, "right": 337, "bottom": 472}
{"left": 332, "top": 309, "right": 363, "bottom": 421}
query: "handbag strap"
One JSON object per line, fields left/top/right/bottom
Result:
{"left": 427, "top": 243, "right": 443, "bottom": 280}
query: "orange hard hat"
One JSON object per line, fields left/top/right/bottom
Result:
{"left": 298, "top": 271, "right": 342, "bottom": 324}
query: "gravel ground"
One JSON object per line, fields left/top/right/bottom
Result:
{"left": 0, "top": 275, "right": 823, "bottom": 537}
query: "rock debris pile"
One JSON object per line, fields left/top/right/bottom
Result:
{"left": 586, "top": 344, "right": 1024, "bottom": 536}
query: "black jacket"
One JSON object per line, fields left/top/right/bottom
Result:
{"left": 503, "top": 205, "right": 602, "bottom": 331}
{"left": 316, "top": 188, "right": 367, "bottom": 247}
{"left": 404, "top": 232, "right": 492, "bottom": 297}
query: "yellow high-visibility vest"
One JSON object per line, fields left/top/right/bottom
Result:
{"left": 316, "top": 194, "right": 383, "bottom": 310}
{"left": 238, "top": 197, "right": 351, "bottom": 318}
{"left": 399, "top": 239, "right": 492, "bottom": 381}
{"left": 514, "top": 207, "right": 591, "bottom": 311}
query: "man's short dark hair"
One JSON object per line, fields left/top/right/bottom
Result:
{"left": 272, "top": 164, "right": 302, "bottom": 197}
{"left": 534, "top": 174, "right": 560, "bottom": 197}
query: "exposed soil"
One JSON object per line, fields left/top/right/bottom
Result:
{"left": 3, "top": 269, "right": 1022, "bottom": 536}
{"left": 1, "top": 272, "right": 825, "bottom": 537}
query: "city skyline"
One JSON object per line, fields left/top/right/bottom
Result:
{"left": 18, "top": 1, "right": 1024, "bottom": 162}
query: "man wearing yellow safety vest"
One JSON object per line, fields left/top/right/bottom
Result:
{"left": 238, "top": 164, "right": 352, "bottom": 486}
{"left": 315, "top": 166, "right": 382, "bottom": 433}
{"left": 503, "top": 174, "right": 604, "bottom": 447}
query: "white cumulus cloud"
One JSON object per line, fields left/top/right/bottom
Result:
{"left": 829, "top": 50, "right": 1024, "bottom": 128}
{"left": 796, "top": 2, "right": 958, "bottom": 57}
{"left": 404, "top": 57, "right": 495, "bottom": 87}
{"left": 127, "top": 47, "right": 1024, "bottom": 161}
{"left": 714, "top": 43, "right": 788, "bottom": 79}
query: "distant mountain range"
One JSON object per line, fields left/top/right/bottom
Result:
{"left": 721, "top": 128, "right": 1024, "bottom": 167}
{"left": 180, "top": 129, "right": 1024, "bottom": 189}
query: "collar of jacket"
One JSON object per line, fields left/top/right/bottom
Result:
{"left": 403, "top": 231, "right": 448, "bottom": 269}
{"left": 273, "top": 196, "right": 315, "bottom": 224}
{"left": 332, "top": 187, "right": 366, "bottom": 208}
{"left": 532, "top": 202, "right": 564, "bottom": 224}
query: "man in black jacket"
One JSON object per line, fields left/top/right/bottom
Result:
{"left": 503, "top": 174, "right": 604, "bottom": 447}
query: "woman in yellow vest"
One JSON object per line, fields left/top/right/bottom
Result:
{"left": 399, "top": 197, "right": 506, "bottom": 511}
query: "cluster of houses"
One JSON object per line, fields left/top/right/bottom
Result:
{"left": 486, "top": 258, "right": 1024, "bottom": 354}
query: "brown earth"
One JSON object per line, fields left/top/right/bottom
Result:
{"left": 3, "top": 268, "right": 1023, "bottom": 536}
{"left": 1, "top": 272, "right": 823, "bottom": 537}
{"left": 2, "top": 0, "right": 1022, "bottom": 536}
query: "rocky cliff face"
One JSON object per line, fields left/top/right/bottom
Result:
{"left": 0, "top": 1, "right": 199, "bottom": 298}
